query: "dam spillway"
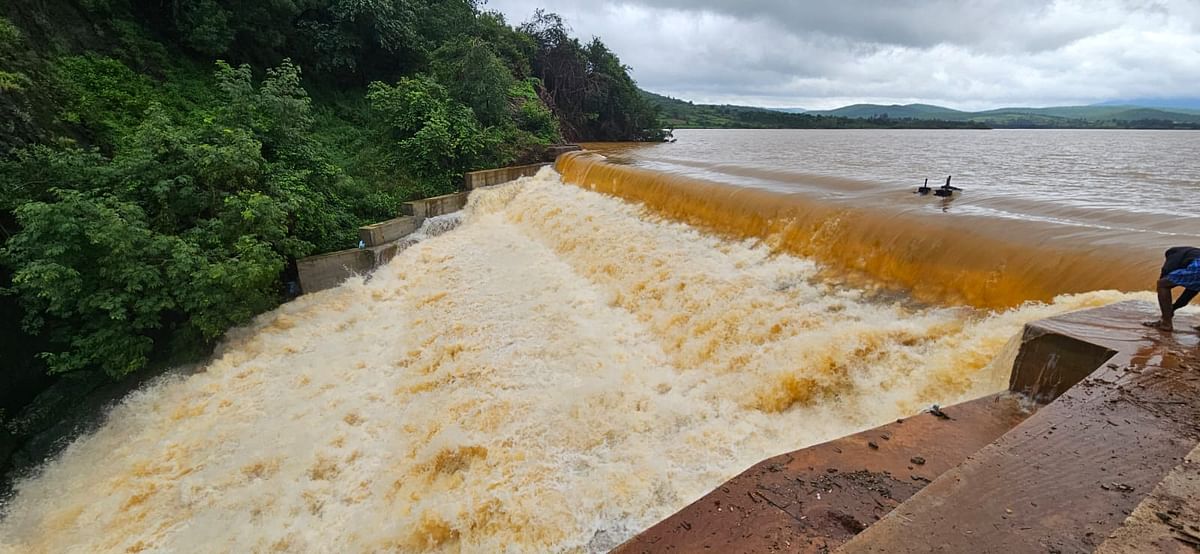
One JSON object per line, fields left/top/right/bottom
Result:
{"left": 555, "top": 151, "right": 1159, "bottom": 309}
{"left": 0, "top": 162, "right": 1171, "bottom": 552}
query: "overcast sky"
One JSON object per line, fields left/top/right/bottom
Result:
{"left": 483, "top": 0, "right": 1200, "bottom": 110}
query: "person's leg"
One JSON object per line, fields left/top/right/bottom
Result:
{"left": 1178, "top": 289, "right": 1200, "bottom": 332}
{"left": 1144, "top": 278, "right": 1177, "bottom": 330}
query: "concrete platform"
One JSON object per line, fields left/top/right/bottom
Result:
{"left": 614, "top": 394, "right": 1034, "bottom": 553}
{"left": 615, "top": 301, "right": 1200, "bottom": 553}
{"left": 843, "top": 302, "right": 1200, "bottom": 553}
{"left": 1097, "top": 443, "right": 1200, "bottom": 553}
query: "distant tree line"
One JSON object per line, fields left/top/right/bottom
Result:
{"left": 646, "top": 93, "right": 988, "bottom": 130}
{"left": 984, "top": 118, "right": 1200, "bottom": 130}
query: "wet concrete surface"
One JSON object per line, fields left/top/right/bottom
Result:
{"left": 612, "top": 393, "right": 1033, "bottom": 553}
{"left": 842, "top": 301, "right": 1200, "bottom": 553}
{"left": 1096, "top": 443, "right": 1200, "bottom": 553}
{"left": 614, "top": 301, "right": 1200, "bottom": 553}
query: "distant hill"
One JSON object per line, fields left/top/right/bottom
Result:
{"left": 801, "top": 103, "right": 1200, "bottom": 128}
{"left": 644, "top": 91, "right": 1200, "bottom": 130}
{"left": 1095, "top": 98, "right": 1200, "bottom": 112}
{"left": 807, "top": 103, "right": 969, "bottom": 120}
{"left": 642, "top": 91, "right": 986, "bottom": 130}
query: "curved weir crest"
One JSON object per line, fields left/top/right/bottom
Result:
{"left": 555, "top": 151, "right": 1160, "bottom": 309}
{"left": 0, "top": 167, "right": 1147, "bottom": 553}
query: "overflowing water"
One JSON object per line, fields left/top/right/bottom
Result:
{"left": 572, "top": 130, "right": 1200, "bottom": 308}
{"left": 0, "top": 166, "right": 1146, "bottom": 553}
{"left": 590, "top": 129, "right": 1200, "bottom": 226}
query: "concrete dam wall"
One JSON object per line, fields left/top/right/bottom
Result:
{"left": 297, "top": 153, "right": 576, "bottom": 294}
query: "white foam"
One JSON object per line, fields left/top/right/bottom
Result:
{"left": 0, "top": 168, "right": 1146, "bottom": 553}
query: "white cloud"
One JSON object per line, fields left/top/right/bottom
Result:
{"left": 483, "top": 0, "right": 1200, "bottom": 109}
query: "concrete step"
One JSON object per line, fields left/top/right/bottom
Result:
{"left": 613, "top": 394, "right": 1035, "bottom": 553}
{"left": 841, "top": 301, "right": 1200, "bottom": 553}
{"left": 615, "top": 301, "right": 1200, "bottom": 553}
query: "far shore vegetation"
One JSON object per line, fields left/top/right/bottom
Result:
{"left": 645, "top": 91, "right": 1200, "bottom": 130}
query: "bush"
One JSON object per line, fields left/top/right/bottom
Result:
{"left": 432, "top": 37, "right": 515, "bottom": 126}
{"left": 367, "top": 75, "right": 494, "bottom": 195}
{"left": 0, "top": 59, "right": 385, "bottom": 379}
{"left": 0, "top": 17, "right": 20, "bottom": 52}
{"left": 53, "top": 55, "right": 157, "bottom": 148}
{"left": 510, "top": 78, "right": 559, "bottom": 142}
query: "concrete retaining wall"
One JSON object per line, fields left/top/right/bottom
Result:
{"left": 401, "top": 191, "right": 469, "bottom": 218}
{"left": 359, "top": 216, "right": 421, "bottom": 247}
{"left": 296, "top": 248, "right": 374, "bottom": 293}
{"left": 299, "top": 155, "right": 580, "bottom": 294}
{"left": 369, "top": 242, "right": 401, "bottom": 268}
{"left": 1008, "top": 323, "right": 1118, "bottom": 403}
{"left": 543, "top": 144, "right": 582, "bottom": 159}
{"left": 462, "top": 144, "right": 580, "bottom": 189}
{"left": 464, "top": 163, "right": 550, "bottom": 189}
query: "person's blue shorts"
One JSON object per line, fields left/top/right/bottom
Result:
{"left": 1166, "top": 259, "right": 1200, "bottom": 290}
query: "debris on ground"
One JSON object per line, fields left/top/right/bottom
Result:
{"left": 926, "top": 404, "right": 953, "bottom": 420}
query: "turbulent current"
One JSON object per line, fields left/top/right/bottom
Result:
{"left": 0, "top": 168, "right": 1145, "bottom": 553}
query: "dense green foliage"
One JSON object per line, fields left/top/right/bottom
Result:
{"left": 0, "top": 0, "right": 665, "bottom": 466}
{"left": 3, "top": 59, "right": 324, "bottom": 378}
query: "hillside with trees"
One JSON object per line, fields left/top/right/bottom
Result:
{"left": 644, "top": 92, "right": 988, "bottom": 130}
{"left": 647, "top": 91, "right": 1200, "bottom": 130}
{"left": 804, "top": 103, "right": 1200, "bottom": 129}
{"left": 0, "top": 1, "right": 664, "bottom": 484}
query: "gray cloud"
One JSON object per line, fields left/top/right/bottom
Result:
{"left": 484, "top": 0, "right": 1200, "bottom": 109}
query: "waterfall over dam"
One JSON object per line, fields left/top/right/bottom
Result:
{"left": 0, "top": 166, "right": 1149, "bottom": 553}
{"left": 555, "top": 151, "right": 1159, "bottom": 309}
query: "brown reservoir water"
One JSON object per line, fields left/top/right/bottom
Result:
{"left": 574, "top": 129, "right": 1200, "bottom": 308}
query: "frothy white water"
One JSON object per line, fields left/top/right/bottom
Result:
{"left": 0, "top": 168, "right": 1145, "bottom": 553}
{"left": 392, "top": 212, "right": 465, "bottom": 251}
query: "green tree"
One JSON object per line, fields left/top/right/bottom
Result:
{"left": 367, "top": 75, "right": 492, "bottom": 195}
{"left": 431, "top": 37, "right": 515, "bottom": 126}
{"left": 5, "top": 191, "right": 179, "bottom": 377}
{"left": 519, "top": 10, "right": 663, "bottom": 141}
{"left": 582, "top": 39, "right": 664, "bottom": 141}
{"left": 54, "top": 55, "right": 158, "bottom": 149}
{"left": 176, "top": 0, "right": 236, "bottom": 55}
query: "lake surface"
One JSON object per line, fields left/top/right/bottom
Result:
{"left": 588, "top": 129, "right": 1200, "bottom": 246}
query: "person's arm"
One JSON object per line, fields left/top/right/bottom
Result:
{"left": 1173, "top": 288, "right": 1199, "bottom": 311}
{"left": 1163, "top": 253, "right": 1181, "bottom": 277}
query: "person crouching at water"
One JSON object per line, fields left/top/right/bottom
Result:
{"left": 1144, "top": 246, "right": 1200, "bottom": 332}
